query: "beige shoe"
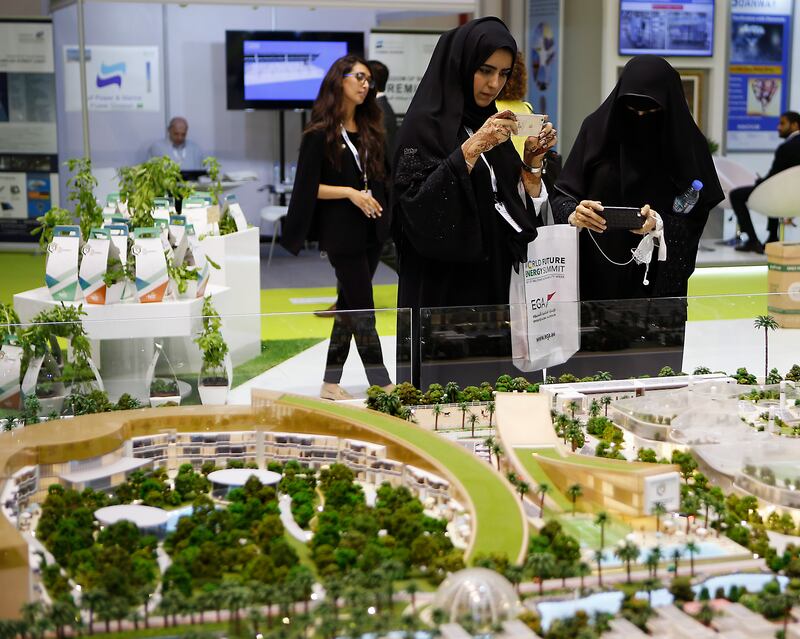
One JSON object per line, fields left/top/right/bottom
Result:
{"left": 320, "top": 383, "right": 354, "bottom": 401}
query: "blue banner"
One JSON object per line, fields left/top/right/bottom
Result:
{"left": 727, "top": 0, "right": 793, "bottom": 151}
{"left": 527, "top": 0, "right": 561, "bottom": 129}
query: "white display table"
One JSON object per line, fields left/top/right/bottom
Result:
{"left": 14, "top": 285, "right": 230, "bottom": 402}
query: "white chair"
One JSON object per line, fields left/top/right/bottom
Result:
{"left": 260, "top": 205, "right": 288, "bottom": 267}
{"left": 746, "top": 165, "right": 800, "bottom": 241}
{"left": 713, "top": 156, "right": 757, "bottom": 209}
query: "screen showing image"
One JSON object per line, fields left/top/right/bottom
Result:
{"left": 226, "top": 31, "right": 364, "bottom": 110}
{"left": 243, "top": 40, "right": 348, "bottom": 102}
{"left": 619, "top": 0, "right": 714, "bottom": 57}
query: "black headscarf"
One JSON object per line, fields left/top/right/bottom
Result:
{"left": 394, "top": 17, "right": 537, "bottom": 255}
{"left": 556, "top": 55, "right": 723, "bottom": 212}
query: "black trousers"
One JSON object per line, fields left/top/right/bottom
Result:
{"left": 323, "top": 245, "right": 392, "bottom": 386}
{"left": 730, "top": 185, "right": 779, "bottom": 242}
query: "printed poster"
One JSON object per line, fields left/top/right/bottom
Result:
{"left": 726, "top": 0, "right": 794, "bottom": 151}
{"left": 527, "top": 0, "right": 561, "bottom": 128}
{"left": 64, "top": 45, "right": 160, "bottom": 112}
{"left": 368, "top": 32, "right": 441, "bottom": 115}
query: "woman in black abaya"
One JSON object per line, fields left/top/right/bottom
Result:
{"left": 552, "top": 55, "right": 723, "bottom": 300}
{"left": 393, "top": 17, "right": 557, "bottom": 386}
{"left": 549, "top": 55, "right": 723, "bottom": 377}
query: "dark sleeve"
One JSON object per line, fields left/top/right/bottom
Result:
{"left": 279, "top": 131, "right": 324, "bottom": 256}
{"left": 763, "top": 143, "right": 791, "bottom": 182}
{"left": 550, "top": 191, "right": 577, "bottom": 225}
{"left": 393, "top": 146, "right": 484, "bottom": 262}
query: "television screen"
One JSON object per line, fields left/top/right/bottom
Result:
{"left": 619, "top": 0, "right": 714, "bottom": 57}
{"left": 226, "top": 31, "right": 364, "bottom": 110}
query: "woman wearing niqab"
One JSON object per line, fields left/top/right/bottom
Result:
{"left": 552, "top": 55, "right": 723, "bottom": 300}
{"left": 393, "top": 17, "right": 556, "bottom": 385}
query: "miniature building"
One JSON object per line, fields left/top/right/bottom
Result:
{"left": 649, "top": 604, "right": 718, "bottom": 639}
{"left": 207, "top": 468, "right": 282, "bottom": 497}
{"left": 431, "top": 567, "right": 521, "bottom": 627}
{"left": 94, "top": 504, "right": 171, "bottom": 538}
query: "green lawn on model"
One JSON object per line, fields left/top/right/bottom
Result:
{"left": 555, "top": 513, "right": 631, "bottom": 550}
{"left": 282, "top": 396, "right": 527, "bottom": 563}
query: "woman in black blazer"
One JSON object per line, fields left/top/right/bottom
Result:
{"left": 281, "top": 55, "right": 393, "bottom": 400}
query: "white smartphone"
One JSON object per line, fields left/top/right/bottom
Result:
{"left": 514, "top": 113, "right": 546, "bottom": 138}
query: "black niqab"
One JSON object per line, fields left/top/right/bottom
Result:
{"left": 556, "top": 55, "right": 723, "bottom": 211}
{"left": 394, "top": 17, "right": 537, "bottom": 250}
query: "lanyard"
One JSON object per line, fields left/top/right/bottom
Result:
{"left": 341, "top": 126, "right": 368, "bottom": 191}
{"left": 464, "top": 126, "right": 498, "bottom": 197}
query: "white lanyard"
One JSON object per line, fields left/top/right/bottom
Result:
{"left": 464, "top": 126, "right": 498, "bottom": 196}
{"left": 464, "top": 126, "right": 521, "bottom": 232}
{"left": 341, "top": 126, "right": 368, "bottom": 191}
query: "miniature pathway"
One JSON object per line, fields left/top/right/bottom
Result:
{"left": 279, "top": 494, "right": 313, "bottom": 543}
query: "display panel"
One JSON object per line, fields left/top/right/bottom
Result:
{"left": 619, "top": 0, "right": 715, "bottom": 57}
{"left": 226, "top": 31, "right": 364, "bottom": 110}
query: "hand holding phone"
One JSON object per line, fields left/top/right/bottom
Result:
{"left": 514, "top": 113, "right": 545, "bottom": 138}
{"left": 599, "top": 206, "right": 646, "bottom": 230}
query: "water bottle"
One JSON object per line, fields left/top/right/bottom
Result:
{"left": 673, "top": 180, "right": 703, "bottom": 215}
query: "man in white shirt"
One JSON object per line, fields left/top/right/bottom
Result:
{"left": 148, "top": 116, "right": 204, "bottom": 170}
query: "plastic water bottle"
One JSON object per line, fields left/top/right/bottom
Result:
{"left": 673, "top": 180, "right": 703, "bottom": 215}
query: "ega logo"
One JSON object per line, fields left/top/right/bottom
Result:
{"left": 531, "top": 291, "right": 556, "bottom": 310}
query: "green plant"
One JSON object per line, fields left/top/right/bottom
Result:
{"left": 31, "top": 207, "right": 73, "bottom": 250}
{"left": 118, "top": 156, "right": 193, "bottom": 229}
{"left": 150, "top": 377, "right": 178, "bottom": 396}
{"left": 0, "top": 303, "right": 20, "bottom": 343}
{"left": 18, "top": 304, "right": 92, "bottom": 383}
{"left": 195, "top": 297, "right": 229, "bottom": 383}
{"left": 167, "top": 258, "right": 200, "bottom": 294}
{"left": 102, "top": 255, "right": 134, "bottom": 288}
{"left": 65, "top": 157, "right": 103, "bottom": 239}
{"left": 202, "top": 156, "right": 222, "bottom": 206}
{"left": 706, "top": 137, "right": 719, "bottom": 155}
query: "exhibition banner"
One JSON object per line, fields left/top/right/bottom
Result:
{"left": 726, "top": 0, "right": 793, "bottom": 151}
{"left": 368, "top": 31, "right": 440, "bottom": 115}
{"left": 527, "top": 0, "right": 561, "bottom": 129}
{"left": 64, "top": 45, "right": 160, "bottom": 112}
{"left": 0, "top": 20, "right": 58, "bottom": 243}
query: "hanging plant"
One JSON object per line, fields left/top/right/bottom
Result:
{"left": 195, "top": 296, "right": 229, "bottom": 388}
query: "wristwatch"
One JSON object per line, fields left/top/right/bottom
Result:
{"left": 522, "top": 161, "right": 544, "bottom": 175}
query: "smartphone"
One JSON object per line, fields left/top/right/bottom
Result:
{"left": 600, "top": 206, "right": 645, "bottom": 230}
{"left": 514, "top": 113, "right": 545, "bottom": 138}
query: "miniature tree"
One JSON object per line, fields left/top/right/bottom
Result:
{"left": 685, "top": 540, "right": 699, "bottom": 577}
{"left": 492, "top": 441, "right": 503, "bottom": 471}
{"left": 567, "top": 483, "right": 583, "bottom": 516}
{"left": 468, "top": 412, "right": 479, "bottom": 438}
{"left": 516, "top": 480, "right": 530, "bottom": 503}
{"left": 487, "top": 400, "right": 496, "bottom": 429}
{"left": 525, "top": 551, "right": 554, "bottom": 595}
{"left": 646, "top": 546, "right": 662, "bottom": 579}
{"left": 651, "top": 501, "right": 667, "bottom": 534}
{"left": 431, "top": 403, "right": 442, "bottom": 431}
{"left": 536, "top": 482, "right": 550, "bottom": 513}
{"left": 615, "top": 540, "right": 640, "bottom": 583}
{"left": 754, "top": 314, "right": 779, "bottom": 380}
{"left": 594, "top": 511, "right": 609, "bottom": 549}
{"left": 577, "top": 561, "right": 591, "bottom": 593}
{"left": 601, "top": 395, "right": 612, "bottom": 417}
{"left": 567, "top": 400, "right": 579, "bottom": 419}
{"left": 594, "top": 549, "right": 604, "bottom": 586}
{"left": 458, "top": 401, "right": 468, "bottom": 430}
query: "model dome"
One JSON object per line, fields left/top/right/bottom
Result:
{"left": 431, "top": 567, "right": 520, "bottom": 628}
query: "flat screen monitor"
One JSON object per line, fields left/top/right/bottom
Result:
{"left": 619, "top": 0, "right": 714, "bottom": 57}
{"left": 226, "top": 30, "right": 365, "bottom": 110}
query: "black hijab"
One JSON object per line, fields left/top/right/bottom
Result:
{"left": 556, "top": 55, "right": 723, "bottom": 212}
{"left": 394, "top": 17, "right": 537, "bottom": 256}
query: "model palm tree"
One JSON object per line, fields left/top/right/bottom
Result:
{"left": 646, "top": 546, "right": 662, "bottom": 579}
{"left": 594, "top": 549, "right": 604, "bottom": 586}
{"left": 754, "top": 314, "right": 779, "bottom": 379}
{"left": 577, "top": 561, "right": 591, "bottom": 593}
{"left": 567, "top": 483, "right": 583, "bottom": 516}
{"left": 432, "top": 403, "right": 442, "bottom": 431}
{"left": 468, "top": 412, "right": 479, "bottom": 438}
{"left": 589, "top": 399, "right": 601, "bottom": 417}
{"left": 525, "top": 551, "right": 555, "bottom": 595}
{"left": 601, "top": 395, "right": 612, "bottom": 416}
{"left": 487, "top": 400, "right": 496, "bottom": 429}
{"left": 492, "top": 441, "right": 503, "bottom": 471}
{"left": 671, "top": 547, "right": 682, "bottom": 576}
{"left": 594, "top": 511, "right": 609, "bottom": 549}
{"left": 615, "top": 540, "right": 640, "bottom": 583}
{"left": 516, "top": 480, "right": 530, "bottom": 503}
{"left": 651, "top": 501, "right": 667, "bottom": 534}
{"left": 685, "top": 540, "right": 699, "bottom": 577}
{"left": 567, "top": 400, "right": 580, "bottom": 419}
{"left": 484, "top": 435, "right": 495, "bottom": 465}
{"left": 405, "top": 582, "right": 418, "bottom": 613}
{"left": 458, "top": 401, "right": 468, "bottom": 429}
{"left": 536, "top": 482, "right": 550, "bottom": 513}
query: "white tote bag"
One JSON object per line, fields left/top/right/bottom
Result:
{"left": 509, "top": 224, "right": 580, "bottom": 372}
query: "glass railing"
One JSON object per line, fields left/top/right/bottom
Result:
{"left": 417, "top": 293, "right": 800, "bottom": 389}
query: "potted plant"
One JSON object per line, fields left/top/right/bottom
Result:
{"left": 18, "top": 304, "right": 101, "bottom": 416}
{"left": 195, "top": 296, "right": 231, "bottom": 405}
{"left": 167, "top": 256, "right": 201, "bottom": 300}
{"left": 118, "top": 156, "right": 193, "bottom": 229}
{"left": 149, "top": 377, "right": 180, "bottom": 406}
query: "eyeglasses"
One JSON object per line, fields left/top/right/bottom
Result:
{"left": 344, "top": 72, "right": 375, "bottom": 89}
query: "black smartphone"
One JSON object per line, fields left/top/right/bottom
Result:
{"left": 600, "top": 206, "right": 645, "bottom": 230}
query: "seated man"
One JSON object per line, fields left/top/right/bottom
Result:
{"left": 732, "top": 110, "right": 800, "bottom": 253}
{"left": 148, "top": 116, "right": 204, "bottom": 170}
